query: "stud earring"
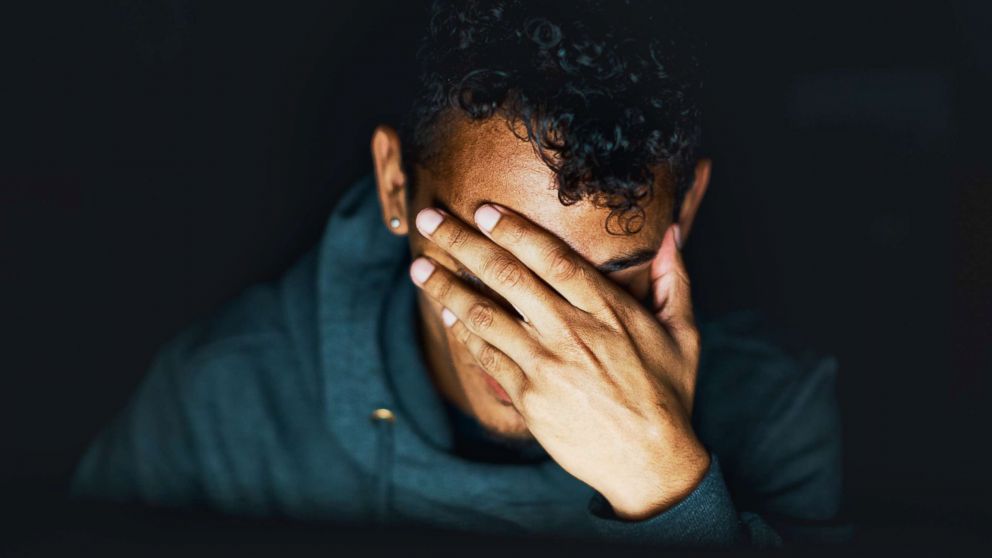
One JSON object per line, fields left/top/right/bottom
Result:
{"left": 389, "top": 217, "right": 401, "bottom": 229}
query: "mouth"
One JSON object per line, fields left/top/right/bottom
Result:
{"left": 471, "top": 365, "right": 514, "bottom": 406}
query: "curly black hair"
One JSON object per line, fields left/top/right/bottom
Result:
{"left": 402, "top": 0, "right": 703, "bottom": 234}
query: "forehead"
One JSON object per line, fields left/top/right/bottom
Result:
{"left": 423, "top": 114, "right": 671, "bottom": 267}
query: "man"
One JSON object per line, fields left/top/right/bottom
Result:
{"left": 72, "top": 0, "right": 844, "bottom": 548}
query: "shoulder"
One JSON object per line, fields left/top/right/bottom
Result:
{"left": 71, "top": 250, "right": 324, "bottom": 507}
{"left": 72, "top": 177, "right": 381, "bottom": 508}
{"left": 141, "top": 173, "right": 381, "bottom": 425}
{"left": 695, "top": 311, "right": 839, "bottom": 426}
{"left": 693, "top": 311, "right": 842, "bottom": 521}
{"left": 183, "top": 172, "right": 378, "bottom": 379}
{"left": 162, "top": 249, "right": 322, "bottom": 416}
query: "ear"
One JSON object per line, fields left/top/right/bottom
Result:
{"left": 370, "top": 125, "right": 409, "bottom": 236}
{"left": 675, "top": 158, "right": 712, "bottom": 243}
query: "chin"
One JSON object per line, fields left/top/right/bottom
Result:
{"left": 459, "top": 364, "right": 533, "bottom": 440}
{"left": 474, "top": 404, "right": 532, "bottom": 440}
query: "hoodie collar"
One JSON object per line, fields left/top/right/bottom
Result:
{"left": 316, "top": 173, "right": 453, "bottom": 450}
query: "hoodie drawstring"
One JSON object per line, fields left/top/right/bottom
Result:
{"left": 370, "top": 407, "right": 395, "bottom": 525}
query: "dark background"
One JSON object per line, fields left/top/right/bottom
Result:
{"left": 2, "top": 0, "right": 990, "bottom": 553}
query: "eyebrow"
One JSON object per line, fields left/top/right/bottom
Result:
{"left": 594, "top": 248, "right": 657, "bottom": 274}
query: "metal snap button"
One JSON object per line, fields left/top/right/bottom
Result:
{"left": 370, "top": 408, "right": 395, "bottom": 422}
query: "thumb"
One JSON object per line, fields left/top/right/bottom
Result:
{"left": 650, "top": 224, "right": 696, "bottom": 330}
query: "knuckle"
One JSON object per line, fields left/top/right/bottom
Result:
{"left": 519, "top": 387, "right": 541, "bottom": 417}
{"left": 559, "top": 326, "right": 603, "bottom": 365}
{"left": 484, "top": 255, "right": 524, "bottom": 288}
{"left": 512, "top": 377, "right": 529, "bottom": 401}
{"left": 596, "top": 302, "right": 626, "bottom": 330}
{"left": 526, "top": 345, "right": 549, "bottom": 369}
{"left": 444, "top": 225, "right": 470, "bottom": 250}
{"left": 555, "top": 325, "right": 581, "bottom": 347}
{"left": 529, "top": 355, "right": 554, "bottom": 378}
{"left": 501, "top": 219, "right": 527, "bottom": 245}
{"left": 454, "top": 323, "right": 473, "bottom": 345}
{"left": 477, "top": 343, "right": 499, "bottom": 369}
{"left": 432, "top": 274, "right": 454, "bottom": 300}
{"left": 582, "top": 296, "right": 612, "bottom": 318}
{"left": 545, "top": 245, "right": 580, "bottom": 282}
{"left": 467, "top": 301, "right": 495, "bottom": 330}
{"left": 683, "top": 372, "right": 698, "bottom": 400}
{"left": 684, "top": 325, "right": 702, "bottom": 356}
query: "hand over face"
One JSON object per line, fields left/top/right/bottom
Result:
{"left": 409, "top": 203, "right": 710, "bottom": 520}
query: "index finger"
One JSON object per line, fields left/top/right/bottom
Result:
{"left": 415, "top": 206, "right": 565, "bottom": 333}
{"left": 473, "top": 204, "right": 618, "bottom": 315}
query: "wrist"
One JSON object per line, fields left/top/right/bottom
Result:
{"left": 608, "top": 440, "right": 711, "bottom": 521}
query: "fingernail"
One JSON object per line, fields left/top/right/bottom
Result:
{"left": 673, "top": 224, "right": 683, "bottom": 249}
{"left": 474, "top": 204, "right": 502, "bottom": 232}
{"left": 410, "top": 257, "right": 435, "bottom": 284}
{"left": 441, "top": 307, "right": 457, "bottom": 327}
{"left": 416, "top": 208, "right": 444, "bottom": 236}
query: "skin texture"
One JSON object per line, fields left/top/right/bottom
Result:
{"left": 371, "top": 111, "right": 712, "bottom": 519}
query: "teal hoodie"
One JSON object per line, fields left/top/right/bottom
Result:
{"left": 71, "top": 173, "right": 845, "bottom": 548}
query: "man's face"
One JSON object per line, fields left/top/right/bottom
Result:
{"left": 406, "top": 113, "right": 675, "bottom": 439}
